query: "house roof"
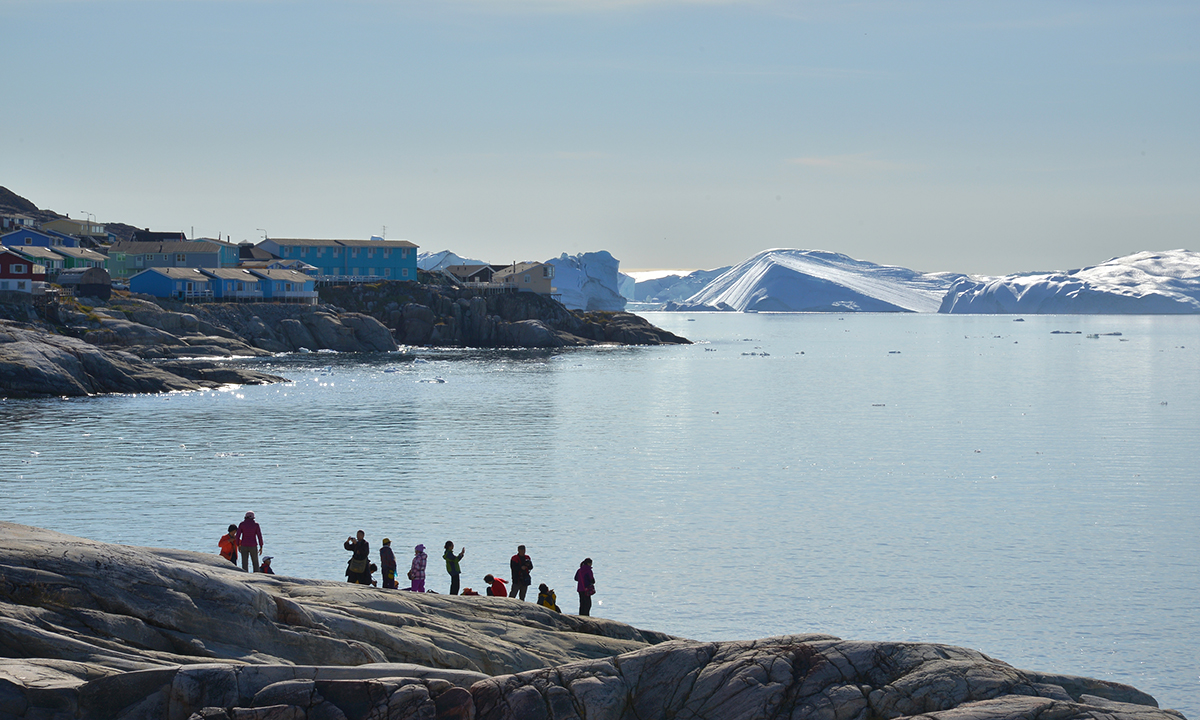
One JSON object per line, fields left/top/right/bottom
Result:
{"left": 10, "top": 247, "right": 62, "bottom": 262}
{"left": 249, "top": 269, "right": 313, "bottom": 282}
{"left": 0, "top": 229, "right": 54, "bottom": 242}
{"left": 494, "top": 262, "right": 547, "bottom": 278}
{"left": 53, "top": 247, "right": 107, "bottom": 261}
{"left": 200, "top": 268, "right": 261, "bottom": 281}
{"left": 265, "top": 238, "right": 419, "bottom": 249}
{"left": 132, "top": 267, "right": 212, "bottom": 281}
{"left": 130, "top": 230, "right": 188, "bottom": 243}
{"left": 109, "top": 241, "right": 224, "bottom": 255}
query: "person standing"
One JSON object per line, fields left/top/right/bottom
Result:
{"left": 380, "top": 538, "right": 398, "bottom": 589}
{"left": 574, "top": 558, "right": 595, "bottom": 616}
{"left": 344, "top": 530, "right": 370, "bottom": 584}
{"left": 444, "top": 541, "right": 465, "bottom": 595}
{"left": 408, "top": 544, "right": 427, "bottom": 592}
{"left": 218, "top": 524, "right": 238, "bottom": 564}
{"left": 509, "top": 545, "right": 533, "bottom": 600}
{"left": 236, "top": 512, "right": 263, "bottom": 572}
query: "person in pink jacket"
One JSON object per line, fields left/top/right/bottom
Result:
{"left": 407, "top": 544, "right": 427, "bottom": 592}
{"left": 235, "top": 511, "right": 263, "bottom": 572}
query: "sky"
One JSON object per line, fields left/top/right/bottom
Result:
{"left": 3, "top": 0, "right": 1197, "bottom": 275}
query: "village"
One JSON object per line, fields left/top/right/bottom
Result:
{"left": 0, "top": 212, "right": 558, "bottom": 305}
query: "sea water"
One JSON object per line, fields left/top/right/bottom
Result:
{"left": 2, "top": 313, "right": 1197, "bottom": 715}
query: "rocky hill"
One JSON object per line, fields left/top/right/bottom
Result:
{"left": 0, "top": 523, "right": 1183, "bottom": 720}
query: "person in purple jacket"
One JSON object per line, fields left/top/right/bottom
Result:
{"left": 236, "top": 511, "right": 263, "bottom": 572}
{"left": 574, "top": 558, "right": 595, "bottom": 616}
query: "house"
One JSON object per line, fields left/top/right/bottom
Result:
{"left": 129, "top": 267, "right": 213, "bottom": 301}
{"left": 1, "top": 213, "right": 37, "bottom": 232}
{"left": 256, "top": 238, "right": 418, "bottom": 282}
{"left": 130, "top": 229, "right": 187, "bottom": 243}
{"left": 493, "top": 261, "right": 556, "bottom": 296}
{"left": 0, "top": 248, "right": 47, "bottom": 293}
{"left": 40, "top": 217, "right": 107, "bottom": 245}
{"left": 56, "top": 267, "right": 112, "bottom": 301}
{"left": 445, "top": 264, "right": 506, "bottom": 284}
{"left": 1, "top": 228, "right": 77, "bottom": 248}
{"left": 106, "top": 240, "right": 235, "bottom": 279}
{"left": 198, "top": 268, "right": 265, "bottom": 302}
{"left": 10, "top": 247, "right": 66, "bottom": 280}
{"left": 52, "top": 246, "right": 108, "bottom": 270}
{"left": 247, "top": 269, "right": 318, "bottom": 303}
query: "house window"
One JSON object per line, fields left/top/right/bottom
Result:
{"left": 300, "top": 247, "right": 307, "bottom": 256}
{"left": 351, "top": 248, "right": 359, "bottom": 258}
{"left": 401, "top": 248, "right": 409, "bottom": 258}
{"left": 317, "top": 247, "right": 324, "bottom": 256}
{"left": 332, "top": 248, "right": 340, "bottom": 256}
{"left": 367, "top": 248, "right": 374, "bottom": 258}
{"left": 135, "top": 256, "right": 144, "bottom": 266}
{"left": 401, "top": 268, "right": 409, "bottom": 278}
{"left": 383, "top": 249, "right": 391, "bottom": 258}
{"left": 543, "top": 266, "right": 552, "bottom": 278}
{"left": 12, "top": 264, "right": 26, "bottom": 274}
{"left": 524, "top": 274, "right": 530, "bottom": 283}
{"left": 17, "top": 281, "right": 26, "bottom": 290}
{"left": 176, "top": 254, "right": 186, "bottom": 263}
{"left": 0, "top": 281, "right": 7, "bottom": 290}
{"left": 24, "top": 238, "right": 31, "bottom": 245}
{"left": 384, "top": 268, "right": 391, "bottom": 277}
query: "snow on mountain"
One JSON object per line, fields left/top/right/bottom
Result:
{"left": 939, "top": 249, "right": 1200, "bottom": 314}
{"left": 547, "top": 251, "right": 626, "bottom": 311}
{"left": 679, "top": 249, "right": 962, "bottom": 313}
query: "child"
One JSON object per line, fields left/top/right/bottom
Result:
{"left": 218, "top": 524, "right": 238, "bottom": 564}
{"left": 483, "top": 574, "right": 508, "bottom": 597}
{"left": 536, "top": 583, "right": 560, "bottom": 612}
{"left": 258, "top": 556, "right": 276, "bottom": 575}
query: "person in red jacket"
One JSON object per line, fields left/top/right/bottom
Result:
{"left": 217, "top": 524, "right": 237, "bottom": 564}
{"left": 483, "top": 574, "right": 508, "bottom": 597}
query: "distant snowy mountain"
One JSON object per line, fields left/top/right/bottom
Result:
{"left": 677, "top": 249, "right": 962, "bottom": 313}
{"left": 548, "top": 251, "right": 626, "bottom": 312}
{"left": 940, "top": 249, "right": 1200, "bottom": 314}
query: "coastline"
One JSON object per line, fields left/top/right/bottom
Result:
{"left": 0, "top": 523, "right": 1184, "bottom": 720}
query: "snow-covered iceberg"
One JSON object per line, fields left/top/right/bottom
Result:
{"left": 417, "top": 250, "right": 484, "bottom": 272}
{"left": 939, "top": 249, "right": 1200, "bottom": 314}
{"left": 547, "top": 251, "right": 626, "bottom": 312}
{"left": 633, "top": 267, "right": 733, "bottom": 303}
{"left": 679, "top": 249, "right": 961, "bottom": 313}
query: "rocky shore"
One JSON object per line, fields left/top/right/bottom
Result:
{"left": 0, "top": 523, "right": 1184, "bottom": 720}
{"left": 0, "top": 281, "right": 688, "bottom": 399}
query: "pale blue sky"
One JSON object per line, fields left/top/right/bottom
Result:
{"left": 4, "top": 0, "right": 1197, "bottom": 274}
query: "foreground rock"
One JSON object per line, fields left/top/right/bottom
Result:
{"left": 0, "top": 524, "right": 1183, "bottom": 720}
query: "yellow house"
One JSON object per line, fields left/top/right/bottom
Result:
{"left": 493, "top": 261, "right": 555, "bottom": 296}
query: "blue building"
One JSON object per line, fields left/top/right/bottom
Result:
{"left": 256, "top": 238, "right": 418, "bottom": 282}
{"left": 129, "top": 267, "right": 213, "bottom": 301}
{"left": 1, "top": 229, "right": 78, "bottom": 248}
{"left": 247, "top": 269, "right": 318, "bottom": 303}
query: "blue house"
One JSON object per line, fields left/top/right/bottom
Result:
{"left": 256, "top": 238, "right": 418, "bottom": 282}
{"left": 1, "top": 229, "right": 77, "bottom": 248}
{"left": 247, "top": 269, "right": 318, "bottom": 303}
{"left": 129, "top": 267, "right": 213, "bottom": 301}
{"left": 199, "top": 268, "right": 265, "bottom": 302}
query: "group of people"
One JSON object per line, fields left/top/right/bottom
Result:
{"left": 217, "top": 516, "right": 598, "bottom": 616}
{"left": 217, "top": 512, "right": 274, "bottom": 574}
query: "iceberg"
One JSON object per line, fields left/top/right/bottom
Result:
{"left": 679, "top": 249, "right": 961, "bottom": 313}
{"left": 633, "top": 267, "right": 733, "bottom": 303}
{"left": 547, "top": 251, "right": 627, "bottom": 312}
{"left": 939, "top": 249, "right": 1200, "bottom": 314}
{"left": 417, "top": 250, "right": 484, "bottom": 272}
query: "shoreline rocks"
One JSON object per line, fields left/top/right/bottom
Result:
{"left": 0, "top": 523, "right": 1185, "bottom": 720}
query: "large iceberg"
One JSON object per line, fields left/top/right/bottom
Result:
{"left": 417, "top": 250, "right": 484, "bottom": 272}
{"left": 679, "top": 249, "right": 961, "bottom": 313}
{"left": 939, "top": 249, "right": 1200, "bottom": 314}
{"left": 547, "top": 251, "right": 627, "bottom": 312}
{"left": 633, "top": 267, "right": 733, "bottom": 303}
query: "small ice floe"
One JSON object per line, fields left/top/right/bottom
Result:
{"left": 317, "top": 349, "right": 337, "bottom": 354}
{"left": 1051, "top": 330, "right": 1081, "bottom": 334}
{"left": 1086, "top": 333, "right": 1100, "bottom": 339}
{"left": 297, "top": 347, "right": 312, "bottom": 353}
{"left": 29, "top": 451, "right": 39, "bottom": 456}
{"left": 419, "top": 378, "right": 446, "bottom": 384}
{"left": 413, "top": 358, "right": 430, "bottom": 364}
{"left": 741, "top": 351, "right": 770, "bottom": 356}
{"left": 383, "top": 368, "right": 401, "bottom": 373}
{"left": 872, "top": 403, "right": 886, "bottom": 407}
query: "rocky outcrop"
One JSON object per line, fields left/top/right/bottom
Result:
{"left": 0, "top": 524, "right": 1183, "bottom": 720}
{"left": 0, "top": 321, "right": 288, "bottom": 398}
{"left": 318, "top": 282, "right": 689, "bottom": 348}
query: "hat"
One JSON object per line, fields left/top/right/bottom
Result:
{"left": 245, "top": 511, "right": 255, "bottom": 520}
{"left": 415, "top": 544, "right": 425, "bottom": 552}
{"left": 262, "top": 556, "right": 273, "bottom": 562}
{"left": 382, "top": 538, "right": 391, "bottom": 545}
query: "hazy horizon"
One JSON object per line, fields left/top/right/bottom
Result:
{"left": 5, "top": 1, "right": 1197, "bottom": 276}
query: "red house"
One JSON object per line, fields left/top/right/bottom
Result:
{"left": 0, "top": 248, "right": 46, "bottom": 293}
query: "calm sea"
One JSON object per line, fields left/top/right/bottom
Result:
{"left": 2, "top": 313, "right": 1197, "bottom": 716}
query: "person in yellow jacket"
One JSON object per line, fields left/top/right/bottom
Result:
{"left": 536, "top": 583, "right": 561, "bottom": 612}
